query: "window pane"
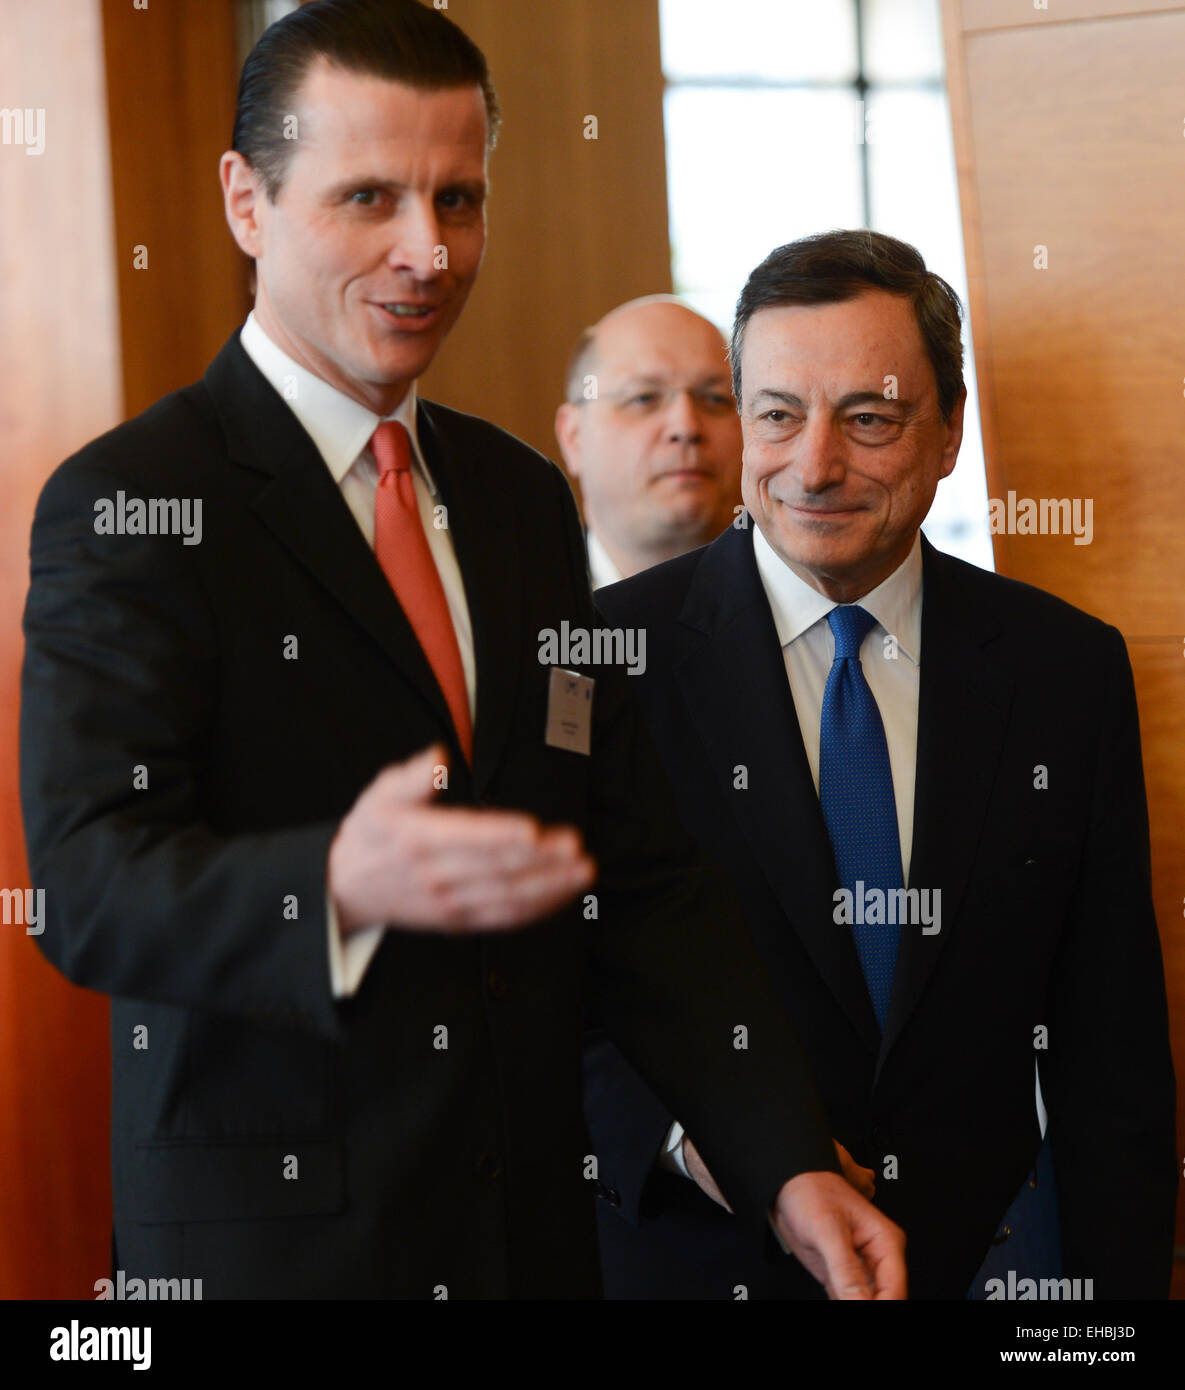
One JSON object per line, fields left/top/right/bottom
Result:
{"left": 235, "top": 0, "right": 299, "bottom": 60}
{"left": 660, "top": 0, "right": 858, "bottom": 84}
{"left": 666, "top": 87, "right": 865, "bottom": 325}
{"left": 863, "top": 0, "right": 945, "bottom": 84}
{"left": 867, "top": 88, "right": 992, "bottom": 568}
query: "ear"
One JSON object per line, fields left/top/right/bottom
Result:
{"left": 220, "top": 151, "right": 267, "bottom": 261}
{"left": 940, "top": 388, "right": 966, "bottom": 479}
{"left": 554, "top": 401, "right": 583, "bottom": 478}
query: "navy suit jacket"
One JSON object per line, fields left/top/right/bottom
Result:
{"left": 585, "top": 522, "right": 1177, "bottom": 1299}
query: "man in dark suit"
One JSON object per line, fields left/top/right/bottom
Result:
{"left": 585, "top": 230, "right": 1177, "bottom": 1299}
{"left": 19, "top": 3, "right": 905, "bottom": 1299}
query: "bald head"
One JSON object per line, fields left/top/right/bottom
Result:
{"left": 564, "top": 297, "right": 724, "bottom": 403}
{"left": 556, "top": 298, "right": 743, "bottom": 581}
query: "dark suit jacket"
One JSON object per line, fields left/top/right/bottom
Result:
{"left": 586, "top": 522, "right": 1177, "bottom": 1299}
{"left": 19, "top": 333, "right": 839, "bottom": 1299}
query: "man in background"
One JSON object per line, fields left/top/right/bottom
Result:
{"left": 586, "top": 230, "right": 1177, "bottom": 1299}
{"left": 556, "top": 297, "right": 742, "bottom": 588}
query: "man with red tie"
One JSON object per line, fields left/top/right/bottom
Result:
{"left": 19, "top": 0, "right": 903, "bottom": 1298}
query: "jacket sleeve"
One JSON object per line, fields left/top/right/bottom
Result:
{"left": 582, "top": 1022, "right": 678, "bottom": 1222}
{"left": 1042, "top": 624, "right": 1178, "bottom": 1297}
{"left": 546, "top": 466, "right": 839, "bottom": 1236}
{"left": 20, "top": 455, "right": 342, "bottom": 1038}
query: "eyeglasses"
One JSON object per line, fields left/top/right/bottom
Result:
{"left": 572, "top": 384, "right": 737, "bottom": 416}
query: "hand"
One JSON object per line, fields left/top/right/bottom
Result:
{"left": 328, "top": 744, "right": 596, "bottom": 934}
{"left": 835, "top": 1139, "right": 876, "bottom": 1201}
{"left": 682, "top": 1133, "right": 733, "bottom": 1212}
{"left": 772, "top": 1171, "right": 906, "bottom": 1300}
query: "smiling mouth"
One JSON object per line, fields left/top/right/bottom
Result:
{"left": 376, "top": 302, "right": 439, "bottom": 321}
{"left": 786, "top": 504, "right": 862, "bottom": 520}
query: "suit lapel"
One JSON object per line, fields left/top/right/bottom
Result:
{"left": 415, "top": 401, "right": 523, "bottom": 798}
{"left": 674, "top": 527, "right": 881, "bottom": 1054}
{"left": 876, "top": 539, "right": 1013, "bottom": 1073}
{"left": 202, "top": 335, "right": 469, "bottom": 771}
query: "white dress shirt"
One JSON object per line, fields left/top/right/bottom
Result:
{"left": 752, "top": 524, "right": 922, "bottom": 883}
{"left": 662, "top": 530, "right": 923, "bottom": 1182}
{"left": 240, "top": 313, "right": 476, "bottom": 998}
{"left": 666, "top": 524, "right": 1042, "bottom": 1188}
{"left": 586, "top": 530, "right": 624, "bottom": 591}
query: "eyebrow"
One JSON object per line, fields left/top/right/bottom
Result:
{"left": 749, "top": 388, "right": 906, "bottom": 410}
{"left": 615, "top": 373, "right": 732, "bottom": 390}
{"left": 324, "top": 176, "right": 488, "bottom": 200}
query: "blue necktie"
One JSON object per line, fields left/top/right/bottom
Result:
{"left": 819, "top": 605, "right": 903, "bottom": 1029}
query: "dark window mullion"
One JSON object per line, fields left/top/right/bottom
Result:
{"left": 660, "top": 75, "right": 943, "bottom": 92}
{"left": 854, "top": 0, "right": 871, "bottom": 227}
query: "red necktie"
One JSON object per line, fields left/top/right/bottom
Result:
{"left": 371, "top": 421, "right": 473, "bottom": 764}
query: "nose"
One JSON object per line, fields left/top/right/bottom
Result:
{"left": 385, "top": 197, "right": 444, "bottom": 279}
{"left": 793, "top": 413, "right": 846, "bottom": 493}
{"left": 663, "top": 389, "right": 705, "bottom": 444}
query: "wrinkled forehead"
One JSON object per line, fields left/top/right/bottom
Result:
{"left": 740, "top": 294, "right": 933, "bottom": 400}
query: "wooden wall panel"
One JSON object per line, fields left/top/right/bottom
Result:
{"left": 420, "top": 0, "right": 673, "bottom": 460}
{"left": 101, "top": 0, "right": 251, "bottom": 418}
{"left": 942, "top": 0, "right": 1185, "bottom": 1271}
{"left": 0, "top": 0, "right": 120, "bottom": 1299}
{"left": 962, "top": 0, "right": 1181, "bottom": 31}
{"left": 963, "top": 14, "right": 1184, "bottom": 633}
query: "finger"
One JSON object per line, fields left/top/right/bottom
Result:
{"left": 417, "top": 825, "right": 588, "bottom": 881}
{"left": 809, "top": 1218, "right": 875, "bottom": 1301}
{"left": 396, "top": 808, "right": 590, "bottom": 866}
{"left": 825, "top": 1255, "right": 874, "bottom": 1300}
{"left": 837, "top": 1153, "right": 875, "bottom": 1200}
{"left": 421, "top": 854, "right": 597, "bottom": 931}
{"left": 374, "top": 744, "right": 450, "bottom": 803}
{"left": 857, "top": 1221, "right": 908, "bottom": 1301}
{"left": 473, "top": 852, "right": 596, "bottom": 920}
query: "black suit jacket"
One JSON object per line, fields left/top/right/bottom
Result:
{"left": 19, "top": 333, "right": 839, "bottom": 1299}
{"left": 586, "top": 522, "right": 1177, "bottom": 1299}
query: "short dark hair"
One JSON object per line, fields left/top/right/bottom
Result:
{"left": 730, "top": 230, "right": 966, "bottom": 419}
{"left": 233, "top": 0, "right": 501, "bottom": 200}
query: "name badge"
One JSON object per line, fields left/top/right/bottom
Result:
{"left": 545, "top": 668, "right": 594, "bottom": 756}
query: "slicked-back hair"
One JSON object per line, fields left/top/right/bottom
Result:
{"left": 730, "top": 230, "right": 965, "bottom": 420}
{"left": 233, "top": 0, "right": 501, "bottom": 200}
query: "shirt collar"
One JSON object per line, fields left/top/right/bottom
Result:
{"left": 240, "top": 311, "right": 436, "bottom": 493}
{"left": 586, "top": 530, "right": 625, "bottom": 590}
{"left": 752, "top": 524, "right": 923, "bottom": 665}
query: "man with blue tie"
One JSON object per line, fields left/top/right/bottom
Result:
{"left": 583, "top": 230, "right": 1177, "bottom": 1299}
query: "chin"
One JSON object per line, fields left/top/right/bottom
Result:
{"left": 364, "top": 347, "right": 436, "bottom": 384}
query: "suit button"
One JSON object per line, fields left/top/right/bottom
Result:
{"left": 475, "top": 1152, "right": 502, "bottom": 1180}
{"left": 487, "top": 971, "right": 508, "bottom": 999}
{"left": 871, "top": 1124, "right": 883, "bottom": 1143}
